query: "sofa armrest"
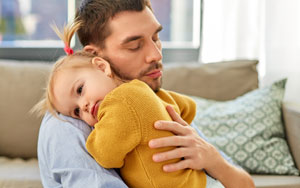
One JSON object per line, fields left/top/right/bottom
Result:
{"left": 283, "top": 102, "right": 300, "bottom": 170}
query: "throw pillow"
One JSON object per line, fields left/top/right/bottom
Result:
{"left": 191, "top": 79, "right": 299, "bottom": 175}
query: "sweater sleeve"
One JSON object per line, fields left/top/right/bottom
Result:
{"left": 86, "top": 96, "right": 141, "bottom": 169}
{"left": 166, "top": 91, "right": 197, "bottom": 125}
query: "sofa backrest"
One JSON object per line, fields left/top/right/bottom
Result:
{"left": 0, "top": 59, "right": 260, "bottom": 159}
{"left": 0, "top": 60, "right": 51, "bottom": 158}
{"left": 1, "top": 58, "right": 299, "bottom": 169}
{"left": 162, "top": 60, "right": 259, "bottom": 101}
{"left": 0, "top": 59, "right": 254, "bottom": 158}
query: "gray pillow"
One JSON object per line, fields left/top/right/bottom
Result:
{"left": 191, "top": 79, "right": 299, "bottom": 175}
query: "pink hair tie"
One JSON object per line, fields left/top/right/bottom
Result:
{"left": 64, "top": 44, "right": 74, "bottom": 55}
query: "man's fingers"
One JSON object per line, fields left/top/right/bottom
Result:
{"left": 152, "top": 147, "right": 189, "bottom": 162}
{"left": 163, "top": 159, "right": 197, "bottom": 172}
{"left": 150, "top": 120, "right": 198, "bottom": 148}
{"left": 153, "top": 120, "right": 190, "bottom": 135}
{"left": 166, "top": 105, "right": 188, "bottom": 126}
{"left": 149, "top": 135, "right": 188, "bottom": 148}
{"left": 154, "top": 120, "right": 193, "bottom": 135}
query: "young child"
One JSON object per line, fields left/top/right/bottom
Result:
{"left": 34, "top": 22, "right": 223, "bottom": 188}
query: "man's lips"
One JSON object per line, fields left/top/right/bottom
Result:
{"left": 146, "top": 69, "right": 162, "bottom": 78}
{"left": 91, "top": 101, "right": 100, "bottom": 118}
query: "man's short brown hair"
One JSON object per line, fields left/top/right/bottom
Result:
{"left": 75, "top": 0, "right": 152, "bottom": 48}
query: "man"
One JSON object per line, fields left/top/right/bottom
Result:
{"left": 38, "top": 0, "right": 255, "bottom": 187}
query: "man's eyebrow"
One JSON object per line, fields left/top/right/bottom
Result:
{"left": 121, "top": 25, "right": 163, "bottom": 45}
{"left": 121, "top": 35, "right": 142, "bottom": 45}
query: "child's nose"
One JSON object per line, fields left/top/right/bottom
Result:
{"left": 80, "top": 101, "right": 90, "bottom": 113}
{"left": 84, "top": 103, "right": 89, "bottom": 112}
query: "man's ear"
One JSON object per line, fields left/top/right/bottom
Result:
{"left": 83, "top": 45, "right": 101, "bottom": 55}
{"left": 91, "top": 57, "right": 112, "bottom": 77}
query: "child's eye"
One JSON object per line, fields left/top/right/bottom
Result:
{"left": 77, "top": 85, "right": 83, "bottom": 95}
{"left": 74, "top": 107, "right": 80, "bottom": 117}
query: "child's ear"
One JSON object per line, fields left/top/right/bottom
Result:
{"left": 91, "top": 57, "right": 112, "bottom": 77}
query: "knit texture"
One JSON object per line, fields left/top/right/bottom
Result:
{"left": 86, "top": 79, "right": 206, "bottom": 188}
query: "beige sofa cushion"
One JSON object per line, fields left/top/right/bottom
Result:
{"left": 0, "top": 61, "right": 51, "bottom": 158}
{"left": 0, "top": 157, "right": 42, "bottom": 188}
{"left": 162, "top": 60, "right": 258, "bottom": 101}
{"left": 252, "top": 175, "right": 300, "bottom": 188}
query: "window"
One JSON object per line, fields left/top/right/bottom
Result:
{"left": 0, "top": 0, "right": 201, "bottom": 62}
{"left": 151, "top": 0, "right": 199, "bottom": 45}
{"left": 0, "top": 0, "right": 74, "bottom": 61}
{"left": 151, "top": 0, "right": 202, "bottom": 62}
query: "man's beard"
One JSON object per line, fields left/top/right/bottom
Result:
{"left": 102, "top": 56, "right": 163, "bottom": 91}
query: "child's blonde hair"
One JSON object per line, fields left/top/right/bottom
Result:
{"left": 32, "top": 21, "right": 97, "bottom": 118}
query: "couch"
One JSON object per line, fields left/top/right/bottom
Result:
{"left": 0, "top": 59, "right": 299, "bottom": 188}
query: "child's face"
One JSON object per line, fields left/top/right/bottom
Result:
{"left": 52, "top": 64, "right": 117, "bottom": 126}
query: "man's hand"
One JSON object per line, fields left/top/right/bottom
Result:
{"left": 148, "top": 105, "right": 222, "bottom": 173}
{"left": 149, "top": 105, "right": 255, "bottom": 188}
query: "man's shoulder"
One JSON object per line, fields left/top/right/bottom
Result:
{"left": 116, "top": 79, "right": 151, "bottom": 94}
{"left": 38, "top": 112, "right": 92, "bottom": 161}
{"left": 39, "top": 112, "right": 92, "bottom": 140}
{"left": 105, "top": 79, "right": 154, "bottom": 102}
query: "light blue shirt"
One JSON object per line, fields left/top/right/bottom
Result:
{"left": 38, "top": 112, "right": 234, "bottom": 187}
{"left": 38, "top": 112, "right": 127, "bottom": 188}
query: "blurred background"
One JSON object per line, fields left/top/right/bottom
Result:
{"left": 0, "top": 0, "right": 199, "bottom": 62}
{"left": 0, "top": 0, "right": 299, "bottom": 103}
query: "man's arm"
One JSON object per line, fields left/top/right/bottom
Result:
{"left": 149, "top": 106, "right": 255, "bottom": 188}
{"left": 38, "top": 112, "right": 128, "bottom": 188}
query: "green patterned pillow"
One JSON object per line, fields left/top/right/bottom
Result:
{"left": 191, "top": 79, "right": 299, "bottom": 175}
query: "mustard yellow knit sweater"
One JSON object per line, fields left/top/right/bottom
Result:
{"left": 86, "top": 79, "right": 206, "bottom": 188}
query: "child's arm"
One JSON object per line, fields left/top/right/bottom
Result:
{"left": 86, "top": 97, "right": 141, "bottom": 169}
{"left": 166, "top": 90, "right": 196, "bottom": 125}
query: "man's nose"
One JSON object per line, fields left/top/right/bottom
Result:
{"left": 145, "top": 41, "right": 162, "bottom": 64}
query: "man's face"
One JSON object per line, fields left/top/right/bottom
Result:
{"left": 97, "top": 7, "right": 163, "bottom": 91}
